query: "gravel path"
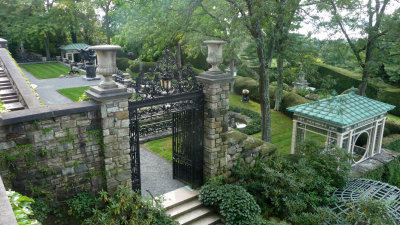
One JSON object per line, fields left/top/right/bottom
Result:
{"left": 140, "top": 146, "right": 185, "bottom": 197}
{"left": 21, "top": 68, "right": 104, "bottom": 105}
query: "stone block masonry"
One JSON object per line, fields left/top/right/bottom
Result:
{"left": 0, "top": 102, "right": 105, "bottom": 201}
{"left": 99, "top": 98, "right": 131, "bottom": 192}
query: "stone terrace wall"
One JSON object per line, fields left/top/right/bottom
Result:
{"left": 0, "top": 101, "right": 105, "bottom": 201}
{"left": 222, "top": 129, "right": 277, "bottom": 176}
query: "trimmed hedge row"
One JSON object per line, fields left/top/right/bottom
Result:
{"left": 129, "top": 61, "right": 157, "bottom": 73}
{"left": 116, "top": 57, "right": 130, "bottom": 71}
{"left": 233, "top": 76, "right": 309, "bottom": 116}
{"left": 315, "top": 63, "right": 400, "bottom": 116}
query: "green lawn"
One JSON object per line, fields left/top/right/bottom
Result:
{"left": 229, "top": 94, "right": 293, "bottom": 155}
{"left": 20, "top": 62, "right": 77, "bottom": 79}
{"left": 57, "top": 86, "right": 91, "bottom": 102}
{"left": 388, "top": 114, "right": 400, "bottom": 122}
{"left": 143, "top": 137, "right": 173, "bottom": 162}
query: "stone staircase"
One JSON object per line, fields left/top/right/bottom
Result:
{"left": 0, "top": 66, "right": 24, "bottom": 111}
{"left": 161, "top": 186, "right": 222, "bottom": 225}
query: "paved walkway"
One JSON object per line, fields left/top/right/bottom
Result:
{"left": 140, "top": 146, "right": 185, "bottom": 197}
{"left": 21, "top": 68, "right": 104, "bottom": 105}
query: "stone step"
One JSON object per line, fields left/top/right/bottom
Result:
{"left": 188, "top": 214, "right": 221, "bottom": 225}
{"left": 0, "top": 89, "right": 16, "bottom": 96}
{"left": 0, "top": 85, "right": 12, "bottom": 90}
{"left": 0, "top": 80, "right": 11, "bottom": 85}
{"left": 175, "top": 207, "right": 213, "bottom": 225}
{"left": 3, "top": 102, "right": 24, "bottom": 111}
{"left": 0, "top": 77, "right": 10, "bottom": 82}
{"left": 2, "top": 97, "right": 19, "bottom": 104}
{"left": 0, "top": 82, "right": 11, "bottom": 87}
{"left": 167, "top": 199, "right": 203, "bottom": 218}
{"left": 162, "top": 186, "right": 199, "bottom": 210}
{"left": 0, "top": 94, "right": 18, "bottom": 100}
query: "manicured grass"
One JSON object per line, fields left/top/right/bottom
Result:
{"left": 143, "top": 137, "right": 173, "bottom": 162}
{"left": 229, "top": 94, "right": 293, "bottom": 155}
{"left": 57, "top": 86, "right": 91, "bottom": 102}
{"left": 388, "top": 114, "right": 400, "bottom": 122}
{"left": 20, "top": 62, "right": 77, "bottom": 79}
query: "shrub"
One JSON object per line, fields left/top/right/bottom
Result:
{"left": 66, "top": 192, "right": 97, "bottom": 219}
{"left": 232, "top": 140, "right": 351, "bottom": 221}
{"left": 280, "top": 92, "right": 310, "bottom": 116}
{"left": 78, "top": 92, "right": 90, "bottom": 102}
{"left": 116, "top": 57, "right": 130, "bottom": 71}
{"left": 385, "top": 119, "right": 400, "bottom": 136}
{"left": 270, "top": 81, "right": 290, "bottom": 91}
{"left": 84, "top": 186, "right": 177, "bottom": 225}
{"left": 295, "top": 88, "right": 310, "bottom": 97}
{"left": 199, "top": 182, "right": 267, "bottom": 225}
{"left": 7, "top": 190, "right": 40, "bottom": 225}
{"left": 129, "top": 61, "right": 158, "bottom": 73}
{"left": 230, "top": 106, "right": 261, "bottom": 135}
{"left": 386, "top": 139, "right": 400, "bottom": 152}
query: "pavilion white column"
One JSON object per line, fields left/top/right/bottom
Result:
{"left": 337, "top": 132, "right": 344, "bottom": 148}
{"left": 378, "top": 117, "right": 387, "bottom": 154}
{"left": 348, "top": 130, "right": 354, "bottom": 154}
{"left": 370, "top": 120, "right": 379, "bottom": 156}
{"left": 291, "top": 120, "right": 298, "bottom": 154}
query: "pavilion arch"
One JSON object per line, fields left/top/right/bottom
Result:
{"left": 288, "top": 90, "right": 395, "bottom": 165}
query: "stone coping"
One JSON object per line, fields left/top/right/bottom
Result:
{"left": 350, "top": 149, "right": 400, "bottom": 178}
{"left": 0, "top": 48, "right": 41, "bottom": 109}
{"left": 0, "top": 176, "right": 18, "bottom": 225}
{"left": 0, "top": 101, "right": 100, "bottom": 126}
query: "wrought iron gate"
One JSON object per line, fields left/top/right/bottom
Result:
{"left": 127, "top": 49, "right": 204, "bottom": 193}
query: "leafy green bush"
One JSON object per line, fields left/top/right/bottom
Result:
{"left": 363, "top": 158, "right": 400, "bottom": 187}
{"left": 270, "top": 81, "right": 290, "bottom": 91}
{"left": 232, "top": 140, "right": 351, "bottom": 221}
{"left": 7, "top": 190, "right": 40, "bottom": 225}
{"left": 66, "top": 192, "right": 97, "bottom": 219}
{"left": 385, "top": 119, "right": 400, "bottom": 136}
{"left": 230, "top": 106, "right": 261, "bottom": 135}
{"left": 116, "top": 57, "right": 130, "bottom": 71}
{"left": 295, "top": 88, "right": 310, "bottom": 97}
{"left": 84, "top": 186, "right": 177, "bottom": 225}
{"left": 129, "top": 61, "right": 157, "bottom": 73}
{"left": 199, "top": 182, "right": 266, "bottom": 225}
{"left": 387, "top": 139, "right": 400, "bottom": 152}
{"left": 31, "top": 199, "right": 51, "bottom": 223}
{"left": 77, "top": 92, "right": 90, "bottom": 102}
{"left": 280, "top": 92, "right": 310, "bottom": 117}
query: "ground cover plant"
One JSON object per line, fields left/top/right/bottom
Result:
{"left": 20, "top": 63, "right": 79, "bottom": 79}
{"left": 7, "top": 190, "right": 40, "bottom": 225}
{"left": 143, "top": 136, "right": 173, "bottom": 161}
{"left": 57, "top": 86, "right": 91, "bottom": 102}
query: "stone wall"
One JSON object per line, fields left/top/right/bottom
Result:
{"left": 223, "top": 129, "right": 277, "bottom": 176}
{"left": 0, "top": 102, "right": 105, "bottom": 201}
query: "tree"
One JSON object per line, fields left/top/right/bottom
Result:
{"left": 95, "top": 0, "right": 114, "bottom": 44}
{"left": 320, "top": 0, "right": 399, "bottom": 96}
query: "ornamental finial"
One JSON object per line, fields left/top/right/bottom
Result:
{"left": 332, "top": 90, "right": 337, "bottom": 96}
{"left": 350, "top": 86, "right": 355, "bottom": 94}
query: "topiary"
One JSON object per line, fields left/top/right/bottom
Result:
{"left": 116, "top": 57, "right": 130, "bottom": 71}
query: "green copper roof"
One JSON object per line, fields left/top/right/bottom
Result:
{"left": 287, "top": 91, "right": 395, "bottom": 127}
{"left": 59, "top": 43, "right": 91, "bottom": 51}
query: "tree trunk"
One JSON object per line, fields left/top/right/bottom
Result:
{"left": 230, "top": 60, "right": 235, "bottom": 92}
{"left": 176, "top": 42, "right": 182, "bottom": 69}
{"left": 105, "top": 9, "right": 110, "bottom": 44}
{"left": 274, "top": 43, "right": 284, "bottom": 111}
{"left": 43, "top": 34, "right": 50, "bottom": 60}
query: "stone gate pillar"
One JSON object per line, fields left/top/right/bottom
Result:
{"left": 197, "top": 41, "right": 233, "bottom": 178}
{"left": 86, "top": 45, "right": 132, "bottom": 193}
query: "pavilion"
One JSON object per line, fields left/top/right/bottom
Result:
{"left": 59, "top": 43, "right": 91, "bottom": 63}
{"left": 287, "top": 89, "right": 395, "bottom": 165}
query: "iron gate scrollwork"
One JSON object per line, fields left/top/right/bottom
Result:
{"left": 128, "top": 49, "right": 204, "bottom": 193}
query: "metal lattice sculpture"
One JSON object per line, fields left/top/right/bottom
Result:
{"left": 332, "top": 178, "right": 400, "bottom": 223}
{"left": 132, "top": 49, "right": 202, "bottom": 101}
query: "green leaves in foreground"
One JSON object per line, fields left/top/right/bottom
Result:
{"left": 7, "top": 190, "right": 40, "bottom": 225}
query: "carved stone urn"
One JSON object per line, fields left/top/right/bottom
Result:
{"left": 204, "top": 40, "right": 226, "bottom": 73}
{"left": 90, "top": 45, "right": 121, "bottom": 89}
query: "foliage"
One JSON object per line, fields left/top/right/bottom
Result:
{"left": 364, "top": 158, "right": 400, "bottom": 187}
{"left": 295, "top": 88, "right": 310, "bottom": 97}
{"left": 199, "top": 182, "right": 267, "bottom": 225}
{"left": 7, "top": 190, "right": 40, "bottom": 225}
{"left": 231, "top": 140, "right": 351, "bottom": 221}
{"left": 386, "top": 139, "right": 400, "bottom": 152}
{"left": 31, "top": 199, "right": 52, "bottom": 223}
{"left": 66, "top": 193, "right": 97, "bottom": 219}
{"left": 316, "top": 63, "right": 400, "bottom": 116}
{"left": 84, "top": 186, "right": 177, "bottom": 225}
{"left": 270, "top": 81, "right": 290, "bottom": 91}
{"left": 116, "top": 57, "right": 130, "bottom": 71}
{"left": 129, "top": 60, "right": 157, "bottom": 73}
{"left": 57, "top": 86, "right": 91, "bottom": 102}
{"left": 385, "top": 119, "right": 400, "bottom": 135}
{"left": 230, "top": 106, "right": 261, "bottom": 135}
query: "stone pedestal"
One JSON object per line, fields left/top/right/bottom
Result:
{"left": 86, "top": 44, "right": 132, "bottom": 192}
{"left": 197, "top": 72, "right": 232, "bottom": 178}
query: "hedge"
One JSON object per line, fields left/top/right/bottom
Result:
{"left": 315, "top": 63, "right": 400, "bottom": 116}
{"left": 233, "top": 76, "right": 309, "bottom": 116}
{"left": 116, "top": 57, "right": 130, "bottom": 71}
{"left": 129, "top": 61, "right": 158, "bottom": 73}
